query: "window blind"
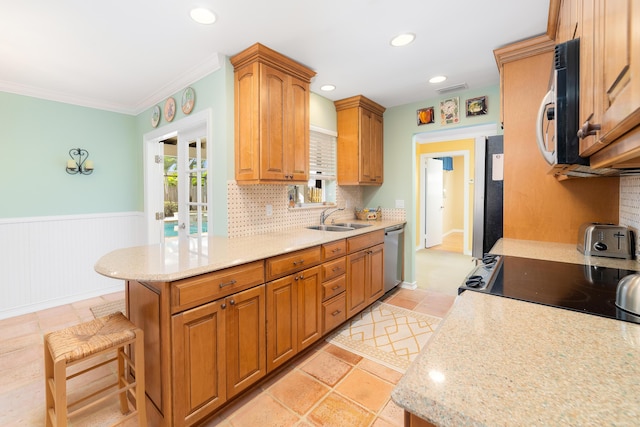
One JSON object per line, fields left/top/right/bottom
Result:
{"left": 309, "top": 130, "right": 336, "bottom": 180}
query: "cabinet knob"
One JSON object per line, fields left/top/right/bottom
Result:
{"left": 229, "top": 299, "right": 236, "bottom": 305}
{"left": 221, "top": 303, "right": 227, "bottom": 309}
{"left": 577, "top": 120, "right": 601, "bottom": 139}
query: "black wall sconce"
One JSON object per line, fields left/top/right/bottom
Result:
{"left": 66, "top": 148, "right": 94, "bottom": 175}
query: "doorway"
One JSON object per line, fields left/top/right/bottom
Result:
{"left": 143, "top": 109, "right": 213, "bottom": 244}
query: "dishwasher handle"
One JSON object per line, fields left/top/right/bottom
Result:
{"left": 385, "top": 225, "right": 404, "bottom": 235}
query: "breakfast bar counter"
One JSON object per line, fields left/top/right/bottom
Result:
{"left": 391, "top": 290, "right": 640, "bottom": 426}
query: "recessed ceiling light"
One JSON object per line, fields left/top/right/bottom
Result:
{"left": 390, "top": 33, "right": 416, "bottom": 47}
{"left": 320, "top": 84, "right": 336, "bottom": 92}
{"left": 190, "top": 7, "right": 216, "bottom": 25}
{"left": 429, "top": 75, "right": 447, "bottom": 84}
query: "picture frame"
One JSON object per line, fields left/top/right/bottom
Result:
{"left": 417, "top": 107, "right": 435, "bottom": 125}
{"left": 466, "top": 95, "right": 488, "bottom": 116}
{"left": 440, "top": 97, "right": 460, "bottom": 125}
{"left": 164, "top": 97, "right": 176, "bottom": 122}
{"left": 151, "top": 105, "right": 160, "bottom": 128}
{"left": 181, "top": 87, "right": 195, "bottom": 115}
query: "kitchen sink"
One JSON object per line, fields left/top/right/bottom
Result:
{"left": 333, "top": 223, "right": 372, "bottom": 229}
{"left": 306, "top": 225, "right": 355, "bottom": 232}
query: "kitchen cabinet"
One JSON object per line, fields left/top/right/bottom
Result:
{"left": 230, "top": 43, "right": 316, "bottom": 184}
{"left": 172, "top": 300, "right": 226, "bottom": 425}
{"left": 172, "top": 284, "right": 266, "bottom": 425}
{"left": 334, "top": 95, "right": 386, "bottom": 185}
{"left": 266, "top": 265, "right": 322, "bottom": 372}
{"left": 225, "top": 285, "right": 266, "bottom": 398}
{"left": 345, "top": 230, "right": 385, "bottom": 318}
{"left": 320, "top": 240, "right": 347, "bottom": 333}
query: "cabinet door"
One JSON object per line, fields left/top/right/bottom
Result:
{"left": 370, "top": 112, "right": 384, "bottom": 183}
{"left": 172, "top": 300, "right": 226, "bottom": 425}
{"left": 226, "top": 285, "right": 266, "bottom": 398}
{"left": 235, "top": 62, "right": 261, "bottom": 182}
{"left": 600, "top": 0, "right": 640, "bottom": 144}
{"left": 260, "top": 64, "right": 288, "bottom": 181}
{"left": 297, "top": 266, "right": 322, "bottom": 351}
{"left": 346, "top": 250, "right": 368, "bottom": 318}
{"left": 578, "top": 0, "right": 602, "bottom": 156}
{"left": 266, "top": 276, "right": 297, "bottom": 372}
{"left": 359, "top": 109, "right": 374, "bottom": 182}
{"left": 367, "top": 244, "right": 385, "bottom": 304}
{"left": 289, "top": 75, "right": 310, "bottom": 181}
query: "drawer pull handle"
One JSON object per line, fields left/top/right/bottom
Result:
{"left": 332, "top": 267, "right": 342, "bottom": 272}
{"left": 331, "top": 310, "right": 342, "bottom": 316}
{"left": 332, "top": 248, "right": 342, "bottom": 253}
{"left": 331, "top": 285, "right": 341, "bottom": 291}
{"left": 219, "top": 279, "right": 237, "bottom": 288}
{"left": 293, "top": 259, "right": 305, "bottom": 266}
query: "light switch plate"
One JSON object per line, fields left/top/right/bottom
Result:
{"left": 266, "top": 204, "right": 273, "bottom": 216}
{"left": 395, "top": 199, "right": 405, "bottom": 208}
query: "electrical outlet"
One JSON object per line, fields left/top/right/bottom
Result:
{"left": 345, "top": 200, "right": 351, "bottom": 208}
{"left": 266, "top": 204, "right": 273, "bottom": 216}
{"left": 395, "top": 199, "right": 405, "bottom": 208}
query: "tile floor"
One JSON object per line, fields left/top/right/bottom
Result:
{"left": 0, "top": 287, "right": 455, "bottom": 427}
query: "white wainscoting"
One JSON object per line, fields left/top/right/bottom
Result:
{"left": 0, "top": 212, "right": 145, "bottom": 320}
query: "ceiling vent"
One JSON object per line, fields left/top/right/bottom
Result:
{"left": 436, "top": 83, "right": 468, "bottom": 94}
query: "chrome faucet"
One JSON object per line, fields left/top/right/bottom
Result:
{"left": 320, "top": 207, "right": 345, "bottom": 224}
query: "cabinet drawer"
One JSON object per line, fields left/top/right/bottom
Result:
{"left": 321, "top": 258, "right": 346, "bottom": 282}
{"left": 346, "top": 230, "right": 384, "bottom": 253}
{"left": 322, "top": 240, "right": 346, "bottom": 261}
{"left": 323, "top": 293, "right": 347, "bottom": 334}
{"left": 322, "top": 275, "right": 345, "bottom": 302}
{"left": 171, "top": 261, "right": 264, "bottom": 313}
{"left": 266, "top": 246, "right": 322, "bottom": 281}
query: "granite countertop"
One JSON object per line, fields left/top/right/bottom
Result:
{"left": 392, "top": 290, "right": 640, "bottom": 426}
{"left": 95, "top": 220, "right": 404, "bottom": 282}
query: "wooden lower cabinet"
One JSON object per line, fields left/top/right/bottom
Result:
{"left": 172, "top": 300, "right": 226, "bottom": 426}
{"left": 266, "top": 265, "right": 322, "bottom": 372}
{"left": 172, "top": 285, "right": 265, "bottom": 426}
{"left": 404, "top": 411, "right": 437, "bottom": 427}
{"left": 346, "top": 243, "right": 385, "bottom": 318}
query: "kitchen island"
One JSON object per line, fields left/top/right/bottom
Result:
{"left": 95, "top": 219, "right": 404, "bottom": 426}
{"left": 392, "top": 238, "right": 640, "bottom": 426}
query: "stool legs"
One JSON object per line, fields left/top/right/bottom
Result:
{"left": 132, "top": 331, "right": 147, "bottom": 424}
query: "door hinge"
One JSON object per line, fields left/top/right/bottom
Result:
{"left": 155, "top": 155, "right": 163, "bottom": 164}
{"left": 155, "top": 212, "right": 164, "bottom": 220}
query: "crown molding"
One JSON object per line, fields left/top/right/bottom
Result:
{"left": 0, "top": 53, "right": 223, "bottom": 116}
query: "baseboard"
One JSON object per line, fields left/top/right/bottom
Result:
{"left": 400, "top": 281, "right": 417, "bottom": 290}
{"left": 0, "top": 284, "right": 124, "bottom": 321}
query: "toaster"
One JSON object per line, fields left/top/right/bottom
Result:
{"left": 577, "top": 223, "right": 635, "bottom": 259}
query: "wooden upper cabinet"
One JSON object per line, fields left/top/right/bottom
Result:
{"left": 335, "top": 95, "right": 386, "bottom": 185}
{"left": 231, "top": 43, "right": 316, "bottom": 184}
{"left": 575, "top": 0, "right": 640, "bottom": 168}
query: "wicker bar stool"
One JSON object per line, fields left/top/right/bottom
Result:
{"left": 43, "top": 311, "right": 146, "bottom": 426}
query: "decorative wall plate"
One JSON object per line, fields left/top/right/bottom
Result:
{"left": 164, "top": 97, "right": 176, "bottom": 122}
{"left": 181, "top": 87, "right": 195, "bottom": 114}
{"left": 151, "top": 105, "right": 161, "bottom": 128}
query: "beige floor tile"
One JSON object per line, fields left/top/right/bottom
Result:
{"left": 377, "top": 398, "right": 405, "bottom": 426}
{"left": 357, "top": 358, "right": 403, "bottom": 384}
{"left": 267, "top": 370, "right": 329, "bottom": 416}
{"left": 413, "top": 292, "right": 456, "bottom": 318}
{"left": 335, "top": 368, "right": 395, "bottom": 412}
{"left": 308, "top": 392, "right": 374, "bottom": 427}
{"left": 227, "top": 393, "right": 299, "bottom": 427}
{"left": 300, "top": 351, "right": 353, "bottom": 387}
{"left": 322, "top": 343, "right": 363, "bottom": 365}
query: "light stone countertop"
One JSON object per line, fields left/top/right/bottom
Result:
{"left": 95, "top": 220, "right": 404, "bottom": 282}
{"left": 491, "top": 238, "right": 640, "bottom": 271}
{"left": 391, "top": 290, "right": 640, "bottom": 426}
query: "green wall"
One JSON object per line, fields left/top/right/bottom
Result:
{"left": 0, "top": 91, "right": 139, "bottom": 218}
{"left": 365, "top": 84, "right": 501, "bottom": 283}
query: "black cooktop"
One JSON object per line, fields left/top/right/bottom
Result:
{"left": 473, "top": 256, "right": 640, "bottom": 324}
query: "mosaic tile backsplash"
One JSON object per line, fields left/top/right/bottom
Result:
{"left": 227, "top": 181, "right": 405, "bottom": 238}
{"left": 620, "top": 176, "right": 640, "bottom": 259}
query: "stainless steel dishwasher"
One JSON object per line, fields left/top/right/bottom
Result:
{"left": 384, "top": 224, "right": 405, "bottom": 292}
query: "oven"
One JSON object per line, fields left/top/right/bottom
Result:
{"left": 459, "top": 254, "right": 640, "bottom": 325}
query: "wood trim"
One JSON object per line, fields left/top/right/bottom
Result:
{"left": 590, "top": 125, "right": 640, "bottom": 169}
{"left": 546, "top": 0, "right": 562, "bottom": 41}
{"left": 493, "top": 34, "right": 555, "bottom": 69}
{"left": 334, "top": 95, "right": 386, "bottom": 115}
{"left": 230, "top": 43, "right": 316, "bottom": 82}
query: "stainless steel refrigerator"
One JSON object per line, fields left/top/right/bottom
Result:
{"left": 472, "top": 135, "right": 504, "bottom": 258}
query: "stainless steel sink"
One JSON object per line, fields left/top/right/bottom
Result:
{"left": 306, "top": 225, "right": 355, "bottom": 232}
{"left": 333, "top": 223, "right": 372, "bottom": 229}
